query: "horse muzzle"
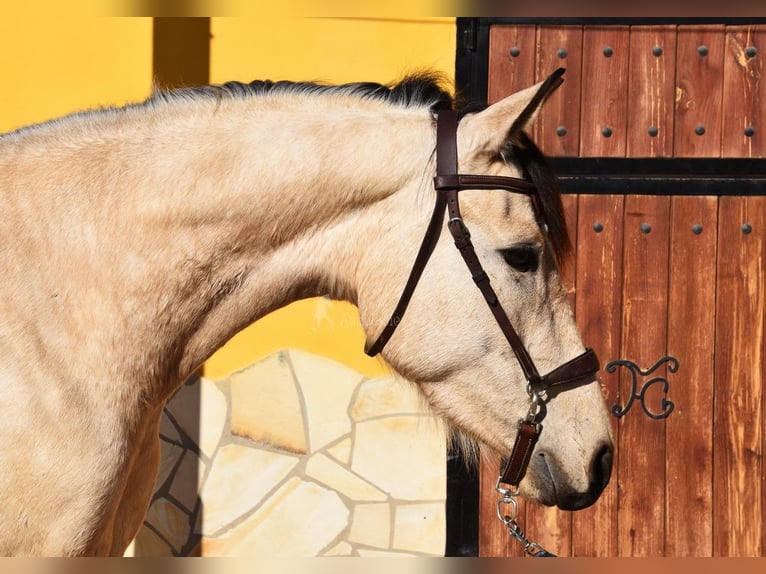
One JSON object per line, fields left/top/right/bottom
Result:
{"left": 532, "top": 440, "right": 614, "bottom": 510}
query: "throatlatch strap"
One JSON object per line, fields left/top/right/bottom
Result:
{"left": 364, "top": 192, "right": 447, "bottom": 356}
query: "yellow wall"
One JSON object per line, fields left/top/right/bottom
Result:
{"left": 203, "top": 17, "right": 455, "bottom": 380}
{"left": 0, "top": 17, "right": 152, "bottom": 133}
{"left": 0, "top": 14, "right": 456, "bottom": 382}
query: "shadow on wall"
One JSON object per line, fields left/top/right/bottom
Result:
{"left": 132, "top": 349, "right": 447, "bottom": 556}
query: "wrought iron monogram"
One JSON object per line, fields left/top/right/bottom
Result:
{"left": 607, "top": 356, "right": 678, "bottom": 419}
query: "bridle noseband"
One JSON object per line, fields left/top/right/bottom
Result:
{"left": 365, "top": 109, "right": 600, "bottom": 493}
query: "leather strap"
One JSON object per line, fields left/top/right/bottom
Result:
{"left": 500, "top": 420, "right": 540, "bottom": 487}
{"left": 433, "top": 174, "right": 536, "bottom": 195}
{"left": 364, "top": 191, "right": 447, "bottom": 356}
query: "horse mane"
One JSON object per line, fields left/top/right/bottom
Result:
{"left": 148, "top": 71, "right": 455, "bottom": 113}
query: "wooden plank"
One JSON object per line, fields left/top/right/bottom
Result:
{"left": 616, "top": 195, "right": 670, "bottom": 556}
{"left": 713, "top": 197, "right": 765, "bottom": 556}
{"left": 561, "top": 193, "right": 579, "bottom": 300}
{"left": 488, "top": 24, "right": 537, "bottom": 105}
{"left": 570, "top": 194, "right": 624, "bottom": 557}
{"left": 627, "top": 26, "right": 677, "bottom": 157}
{"left": 722, "top": 25, "right": 765, "bottom": 157}
{"left": 674, "top": 25, "right": 725, "bottom": 156}
{"left": 479, "top": 458, "right": 523, "bottom": 556}
{"left": 665, "top": 196, "right": 718, "bottom": 556}
{"left": 535, "top": 25, "right": 583, "bottom": 156}
{"left": 580, "top": 26, "right": 630, "bottom": 157}
{"left": 481, "top": 23, "right": 538, "bottom": 558}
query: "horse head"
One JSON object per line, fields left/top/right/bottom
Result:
{"left": 356, "top": 71, "right": 613, "bottom": 510}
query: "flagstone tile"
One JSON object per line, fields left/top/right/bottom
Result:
{"left": 230, "top": 352, "right": 307, "bottom": 454}
{"left": 199, "top": 444, "right": 299, "bottom": 536}
{"left": 154, "top": 441, "right": 184, "bottom": 493}
{"left": 392, "top": 503, "right": 445, "bottom": 555}
{"left": 197, "top": 379, "right": 228, "bottom": 458}
{"left": 165, "top": 377, "right": 228, "bottom": 458}
{"left": 305, "top": 452, "right": 387, "bottom": 502}
{"left": 132, "top": 523, "right": 173, "bottom": 556}
{"left": 351, "top": 416, "right": 446, "bottom": 500}
{"left": 291, "top": 350, "right": 361, "bottom": 452}
{"left": 159, "top": 411, "right": 182, "bottom": 445}
{"left": 347, "top": 503, "right": 391, "bottom": 548}
{"left": 350, "top": 378, "right": 424, "bottom": 422}
{"left": 164, "top": 379, "right": 200, "bottom": 444}
{"left": 143, "top": 498, "right": 191, "bottom": 555}
{"left": 326, "top": 436, "right": 352, "bottom": 465}
{"left": 322, "top": 541, "right": 354, "bottom": 556}
{"left": 167, "top": 450, "right": 204, "bottom": 513}
{"left": 201, "top": 477, "right": 349, "bottom": 556}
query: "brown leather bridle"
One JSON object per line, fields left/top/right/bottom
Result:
{"left": 365, "top": 107, "right": 600, "bottom": 491}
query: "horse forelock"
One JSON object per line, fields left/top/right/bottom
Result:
{"left": 507, "top": 132, "right": 571, "bottom": 265}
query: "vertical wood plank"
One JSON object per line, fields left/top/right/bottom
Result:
{"left": 561, "top": 194, "right": 580, "bottom": 299}
{"left": 479, "top": 460, "right": 523, "bottom": 556}
{"left": 580, "top": 26, "right": 630, "bottom": 157}
{"left": 722, "top": 25, "right": 765, "bottom": 157}
{"left": 535, "top": 25, "right": 583, "bottom": 156}
{"left": 488, "top": 25, "right": 537, "bottom": 105}
{"left": 570, "top": 195, "right": 624, "bottom": 557}
{"left": 674, "top": 25, "right": 725, "bottom": 156}
{"left": 665, "top": 196, "right": 717, "bottom": 556}
{"left": 713, "top": 197, "right": 765, "bottom": 556}
{"left": 627, "top": 26, "right": 677, "bottom": 157}
{"left": 481, "top": 24, "right": 537, "bottom": 556}
{"left": 617, "top": 195, "right": 671, "bottom": 556}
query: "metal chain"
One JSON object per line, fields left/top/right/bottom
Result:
{"left": 495, "top": 479, "right": 556, "bottom": 557}
{"left": 494, "top": 385, "right": 556, "bottom": 557}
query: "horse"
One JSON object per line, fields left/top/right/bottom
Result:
{"left": 0, "top": 69, "right": 613, "bottom": 556}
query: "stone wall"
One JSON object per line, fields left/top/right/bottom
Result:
{"left": 130, "top": 349, "right": 446, "bottom": 556}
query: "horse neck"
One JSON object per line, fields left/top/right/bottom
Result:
{"left": 43, "top": 98, "right": 435, "bottom": 391}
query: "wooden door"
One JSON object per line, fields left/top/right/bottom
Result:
{"left": 474, "top": 20, "right": 766, "bottom": 557}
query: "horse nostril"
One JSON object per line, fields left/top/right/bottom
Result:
{"left": 590, "top": 442, "right": 614, "bottom": 493}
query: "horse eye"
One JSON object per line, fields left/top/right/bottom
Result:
{"left": 501, "top": 244, "right": 539, "bottom": 273}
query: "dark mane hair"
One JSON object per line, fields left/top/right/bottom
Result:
{"left": 510, "top": 133, "right": 571, "bottom": 263}
{"left": 150, "top": 71, "right": 455, "bottom": 113}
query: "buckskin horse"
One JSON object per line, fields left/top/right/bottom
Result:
{"left": 0, "top": 69, "right": 612, "bottom": 555}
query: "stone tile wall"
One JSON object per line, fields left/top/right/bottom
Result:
{"left": 130, "top": 349, "right": 446, "bottom": 556}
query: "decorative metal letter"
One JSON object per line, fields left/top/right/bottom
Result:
{"left": 607, "top": 356, "right": 678, "bottom": 420}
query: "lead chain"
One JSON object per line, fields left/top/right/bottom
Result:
{"left": 494, "top": 384, "right": 555, "bottom": 558}
{"left": 495, "top": 482, "right": 556, "bottom": 557}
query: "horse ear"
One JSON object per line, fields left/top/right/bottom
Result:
{"left": 459, "top": 68, "right": 565, "bottom": 155}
